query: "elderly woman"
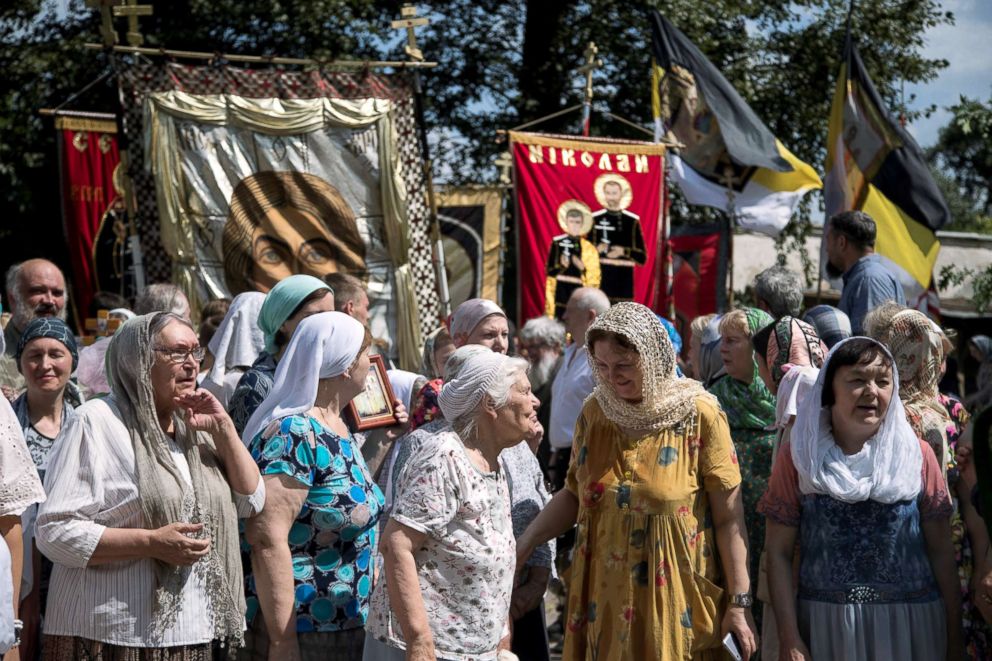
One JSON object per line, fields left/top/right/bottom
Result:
{"left": 687, "top": 313, "right": 717, "bottom": 381}
{"left": 242, "top": 312, "right": 392, "bottom": 659}
{"left": 37, "top": 312, "right": 264, "bottom": 659}
{"left": 449, "top": 298, "right": 510, "bottom": 353}
{"left": 517, "top": 303, "right": 757, "bottom": 659}
{"left": 228, "top": 276, "right": 334, "bottom": 435}
{"left": 11, "top": 318, "right": 81, "bottom": 658}
{"left": 883, "top": 310, "right": 992, "bottom": 656}
{"left": 760, "top": 337, "right": 962, "bottom": 660}
{"left": 1, "top": 393, "right": 46, "bottom": 657}
{"left": 200, "top": 292, "right": 266, "bottom": 409}
{"left": 709, "top": 307, "right": 776, "bottom": 596}
{"left": 365, "top": 346, "right": 535, "bottom": 660}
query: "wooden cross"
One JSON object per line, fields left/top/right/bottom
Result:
{"left": 391, "top": 4, "right": 429, "bottom": 62}
{"left": 495, "top": 151, "right": 513, "bottom": 186}
{"left": 578, "top": 42, "right": 603, "bottom": 104}
{"left": 113, "top": 0, "right": 153, "bottom": 47}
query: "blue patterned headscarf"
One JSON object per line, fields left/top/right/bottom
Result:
{"left": 15, "top": 317, "right": 79, "bottom": 371}
{"left": 656, "top": 315, "right": 683, "bottom": 355}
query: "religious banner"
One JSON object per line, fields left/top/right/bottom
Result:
{"left": 57, "top": 115, "right": 137, "bottom": 319}
{"left": 660, "top": 223, "right": 729, "bottom": 347}
{"left": 511, "top": 132, "right": 665, "bottom": 321}
{"left": 117, "top": 62, "right": 440, "bottom": 370}
{"left": 436, "top": 187, "right": 503, "bottom": 309}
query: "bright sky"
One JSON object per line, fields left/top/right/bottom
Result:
{"left": 905, "top": 0, "right": 992, "bottom": 148}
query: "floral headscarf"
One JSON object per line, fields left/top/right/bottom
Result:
{"left": 586, "top": 302, "right": 711, "bottom": 433}
{"left": 765, "top": 316, "right": 827, "bottom": 388}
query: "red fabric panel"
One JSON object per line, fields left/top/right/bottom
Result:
{"left": 513, "top": 135, "right": 665, "bottom": 321}
{"left": 60, "top": 129, "right": 120, "bottom": 317}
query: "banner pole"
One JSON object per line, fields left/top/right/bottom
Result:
{"left": 578, "top": 42, "right": 602, "bottom": 137}
{"left": 722, "top": 167, "right": 736, "bottom": 309}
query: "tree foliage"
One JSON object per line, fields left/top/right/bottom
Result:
{"left": 0, "top": 0, "right": 957, "bottom": 280}
{"left": 929, "top": 95, "right": 992, "bottom": 219}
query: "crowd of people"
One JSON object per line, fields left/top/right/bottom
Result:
{"left": 0, "top": 208, "right": 991, "bottom": 661}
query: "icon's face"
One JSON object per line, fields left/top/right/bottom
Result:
{"left": 603, "top": 182, "right": 623, "bottom": 210}
{"left": 251, "top": 205, "right": 339, "bottom": 290}
{"left": 565, "top": 212, "right": 585, "bottom": 236}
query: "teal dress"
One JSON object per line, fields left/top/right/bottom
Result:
{"left": 244, "top": 414, "right": 384, "bottom": 632}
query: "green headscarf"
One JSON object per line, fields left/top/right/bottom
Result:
{"left": 708, "top": 307, "right": 777, "bottom": 431}
{"left": 257, "top": 274, "right": 332, "bottom": 353}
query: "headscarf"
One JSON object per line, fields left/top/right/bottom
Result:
{"left": 449, "top": 298, "right": 505, "bottom": 346}
{"left": 15, "top": 317, "right": 79, "bottom": 371}
{"left": 420, "top": 326, "right": 452, "bottom": 379}
{"left": 202, "top": 292, "right": 266, "bottom": 393}
{"left": 765, "top": 316, "right": 826, "bottom": 389}
{"left": 790, "top": 337, "right": 923, "bottom": 504}
{"left": 586, "top": 302, "right": 711, "bottom": 433}
{"left": 973, "top": 335, "right": 992, "bottom": 362}
{"left": 105, "top": 313, "right": 245, "bottom": 644}
{"left": 257, "top": 274, "right": 332, "bottom": 354}
{"left": 708, "top": 308, "right": 777, "bottom": 431}
{"left": 803, "top": 305, "right": 852, "bottom": 349}
{"left": 76, "top": 337, "right": 112, "bottom": 398}
{"left": 697, "top": 339, "right": 725, "bottom": 386}
{"left": 656, "top": 316, "right": 683, "bottom": 354}
{"left": 437, "top": 346, "right": 508, "bottom": 421}
{"left": 109, "top": 308, "right": 136, "bottom": 321}
{"left": 242, "top": 311, "right": 366, "bottom": 444}
{"left": 387, "top": 369, "right": 425, "bottom": 411}
{"left": 886, "top": 310, "right": 952, "bottom": 469}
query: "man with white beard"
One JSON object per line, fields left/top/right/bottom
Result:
{"left": 518, "top": 315, "right": 565, "bottom": 473}
{"left": 4, "top": 259, "right": 68, "bottom": 356}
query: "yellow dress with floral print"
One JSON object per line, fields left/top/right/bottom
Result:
{"left": 564, "top": 395, "right": 742, "bottom": 660}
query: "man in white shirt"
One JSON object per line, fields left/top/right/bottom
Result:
{"left": 548, "top": 287, "right": 610, "bottom": 490}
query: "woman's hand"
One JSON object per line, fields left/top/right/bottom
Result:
{"left": 176, "top": 390, "right": 231, "bottom": 437}
{"left": 720, "top": 607, "right": 757, "bottom": 660}
{"left": 779, "top": 637, "right": 812, "bottom": 661}
{"left": 148, "top": 522, "right": 211, "bottom": 566}
{"left": 510, "top": 578, "right": 546, "bottom": 620}
{"left": 385, "top": 400, "right": 410, "bottom": 442}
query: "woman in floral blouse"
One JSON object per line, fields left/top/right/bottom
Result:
{"left": 365, "top": 346, "right": 538, "bottom": 661}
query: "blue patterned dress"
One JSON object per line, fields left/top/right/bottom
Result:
{"left": 244, "top": 414, "right": 384, "bottom": 632}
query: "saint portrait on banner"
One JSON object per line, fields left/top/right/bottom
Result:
{"left": 544, "top": 200, "right": 600, "bottom": 319}
{"left": 588, "top": 174, "right": 646, "bottom": 302}
{"left": 221, "top": 170, "right": 367, "bottom": 293}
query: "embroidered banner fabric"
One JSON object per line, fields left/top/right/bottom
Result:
{"left": 116, "top": 61, "right": 439, "bottom": 369}
{"left": 510, "top": 132, "right": 666, "bottom": 321}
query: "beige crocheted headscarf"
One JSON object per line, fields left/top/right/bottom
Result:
{"left": 586, "top": 302, "right": 711, "bottom": 432}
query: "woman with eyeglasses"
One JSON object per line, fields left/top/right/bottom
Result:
{"left": 36, "top": 312, "right": 265, "bottom": 659}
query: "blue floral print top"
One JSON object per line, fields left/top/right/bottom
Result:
{"left": 244, "top": 414, "right": 384, "bottom": 632}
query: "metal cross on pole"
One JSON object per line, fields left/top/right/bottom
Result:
{"left": 578, "top": 42, "right": 603, "bottom": 137}
{"left": 391, "top": 4, "right": 429, "bottom": 62}
{"left": 114, "top": 0, "right": 154, "bottom": 48}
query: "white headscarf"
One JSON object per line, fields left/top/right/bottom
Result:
{"left": 202, "top": 292, "right": 266, "bottom": 392}
{"left": 242, "top": 311, "right": 366, "bottom": 445}
{"left": 437, "top": 346, "right": 508, "bottom": 421}
{"left": 790, "top": 337, "right": 922, "bottom": 504}
{"left": 774, "top": 365, "right": 819, "bottom": 430}
{"left": 387, "top": 369, "right": 425, "bottom": 410}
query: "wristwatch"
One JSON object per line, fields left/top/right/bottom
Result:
{"left": 729, "top": 592, "right": 753, "bottom": 608}
{"left": 12, "top": 618, "right": 22, "bottom": 647}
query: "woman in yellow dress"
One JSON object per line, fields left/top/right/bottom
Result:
{"left": 517, "top": 302, "right": 757, "bottom": 660}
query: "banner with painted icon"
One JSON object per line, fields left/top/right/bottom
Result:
{"left": 436, "top": 187, "right": 503, "bottom": 309}
{"left": 510, "top": 132, "right": 666, "bottom": 321}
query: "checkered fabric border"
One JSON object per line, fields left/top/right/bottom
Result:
{"left": 116, "top": 60, "right": 440, "bottom": 332}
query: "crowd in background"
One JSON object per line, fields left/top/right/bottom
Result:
{"left": 1, "top": 208, "right": 992, "bottom": 660}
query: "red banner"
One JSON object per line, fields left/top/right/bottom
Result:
{"left": 511, "top": 132, "right": 666, "bottom": 321}
{"left": 660, "top": 223, "right": 728, "bottom": 348}
{"left": 58, "top": 116, "right": 122, "bottom": 318}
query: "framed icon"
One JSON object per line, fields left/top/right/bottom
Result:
{"left": 346, "top": 354, "right": 398, "bottom": 431}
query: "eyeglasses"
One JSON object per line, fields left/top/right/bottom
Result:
{"left": 154, "top": 346, "right": 206, "bottom": 365}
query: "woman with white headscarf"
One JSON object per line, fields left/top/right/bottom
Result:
{"left": 365, "top": 346, "right": 537, "bottom": 661}
{"left": 242, "top": 312, "right": 386, "bottom": 660}
{"left": 517, "top": 302, "right": 755, "bottom": 660}
{"left": 37, "top": 312, "right": 264, "bottom": 659}
{"left": 760, "top": 337, "right": 962, "bottom": 660}
{"left": 200, "top": 292, "right": 266, "bottom": 409}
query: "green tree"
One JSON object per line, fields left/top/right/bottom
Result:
{"left": 929, "top": 95, "right": 992, "bottom": 218}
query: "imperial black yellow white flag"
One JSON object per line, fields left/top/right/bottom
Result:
{"left": 825, "top": 35, "right": 949, "bottom": 294}
{"left": 650, "top": 10, "right": 821, "bottom": 236}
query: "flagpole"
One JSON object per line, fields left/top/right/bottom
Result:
{"left": 722, "top": 166, "right": 736, "bottom": 309}
{"left": 578, "top": 42, "right": 602, "bottom": 137}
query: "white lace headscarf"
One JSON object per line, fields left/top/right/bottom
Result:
{"left": 586, "top": 302, "right": 712, "bottom": 432}
{"left": 790, "top": 337, "right": 922, "bottom": 503}
{"left": 202, "top": 291, "right": 266, "bottom": 394}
